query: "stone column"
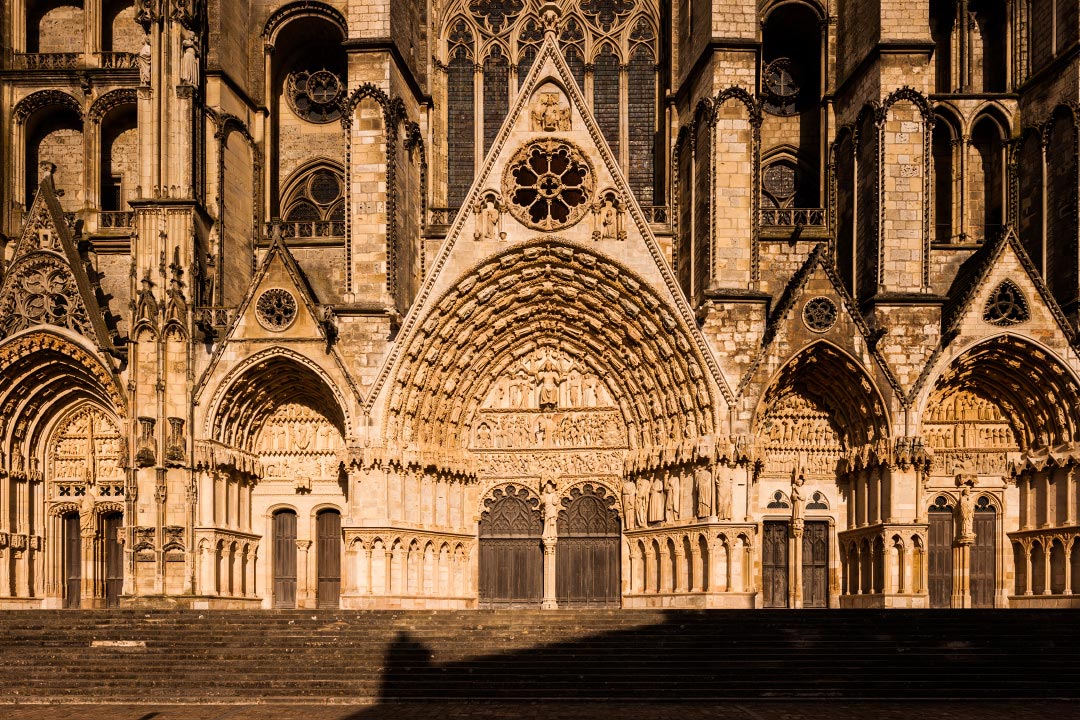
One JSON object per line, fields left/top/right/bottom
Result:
{"left": 674, "top": 546, "right": 687, "bottom": 593}
{"left": 658, "top": 544, "right": 672, "bottom": 594}
{"left": 296, "top": 539, "right": 312, "bottom": 608}
{"left": 1064, "top": 543, "right": 1074, "bottom": 596}
{"left": 541, "top": 537, "right": 557, "bottom": 609}
{"left": 1023, "top": 542, "right": 1033, "bottom": 595}
{"left": 951, "top": 537, "right": 973, "bottom": 608}
{"left": 791, "top": 519, "right": 804, "bottom": 609}
{"left": 1066, "top": 467, "right": 1078, "bottom": 527}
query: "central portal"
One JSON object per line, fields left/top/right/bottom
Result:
{"left": 472, "top": 347, "right": 626, "bottom": 608}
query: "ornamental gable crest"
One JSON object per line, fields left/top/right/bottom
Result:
{"left": 0, "top": 165, "right": 115, "bottom": 350}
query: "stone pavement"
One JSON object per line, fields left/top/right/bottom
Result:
{"left": 3, "top": 703, "right": 1078, "bottom": 720}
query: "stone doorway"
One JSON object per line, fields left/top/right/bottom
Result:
{"left": 478, "top": 485, "right": 544, "bottom": 607}
{"left": 555, "top": 483, "right": 620, "bottom": 607}
{"left": 928, "top": 497, "right": 955, "bottom": 608}
{"left": 273, "top": 509, "right": 297, "bottom": 608}
{"left": 763, "top": 521, "right": 789, "bottom": 608}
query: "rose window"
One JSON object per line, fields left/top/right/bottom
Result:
{"left": 802, "top": 297, "right": 838, "bottom": 332}
{"left": 504, "top": 140, "right": 594, "bottom": 230}
{"left": 255, "top": 289, "right": 298, "bottom": 331}
{"left": 286, "top": 69, "right": 343, "bottom": 124}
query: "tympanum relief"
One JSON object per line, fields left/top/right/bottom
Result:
{"left": 924, "top": 391, "right": 1019, "bottom": 476}
{"left": 256, "top": 403, "right": 343, "bottom": 488}
{"left": 470, "top": 347, "right": 626, "bottom": 486}
{"left": 758, "top": 393, "right": 843, "bottom": 478}
{"left": 49, "top": 406, "right": 126, "bottom": 502}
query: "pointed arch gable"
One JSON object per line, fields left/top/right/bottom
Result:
{"left": 261, "top": 1, "right": 348, "bottom": 46}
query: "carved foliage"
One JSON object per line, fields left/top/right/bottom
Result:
{"left": 479, "top": 484, "right": 542, "bottom": 537}
{"left": 0, "top": 255, "right": 93, "bottom": 339}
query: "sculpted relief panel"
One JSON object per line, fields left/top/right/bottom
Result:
{"left": 49, "top": 406, "right": 126, "bottom": 499}
{"left": 257, "top": 403, "right": 343, "bottom": 485}
{"left": 471, "top": 347, "right": 626, "bottom": 486}
{"left": 924, "top": 391, "right": 1018, "bottom": 476}
{"left": 757, "top": 393, "right": 843, "bottom": 477}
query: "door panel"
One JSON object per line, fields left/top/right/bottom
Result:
{"left": 556, "top": 485, "right": 621, "bottom": 607}
{"left": 479, "top": 485, "right": 543, "bottom": 607}
{"left": 928, "top": 508, "right": 954, "bottom": 608}
{"left": 273, "top": 510, "right": 297, "bottom": 608}
{"left": 316, "top": 510, "right": 341, "bottom": 608}
{"left": 802, "top": 521, "right": 829, "bottom": 608}
{"left": 763, "top": 521, "right": 789, "bottom": 608}
{"left": 64, "top": 513, "right": 81, "bottom": 609}
{"left": 971, "top": 509, "right": 996, "bottom": 608}
{"left": 102, "top": 512, "right": 124, "bottom": 608}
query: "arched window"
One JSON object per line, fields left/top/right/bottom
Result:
{"left": 27, "top": 1, "right": 85, "bottom": 54}
{"left": 439, "top": 3, "right": 663, "bottom": 209}
{"left": 932, "top": 113, "right": 959, "bottom": 243}
{"left": 279, "top": 162, "right": 345, "bottom": 240}
{"left": 968, "top": 114, "right": 1006, "bottom": 241}
{"left": 932, "top": 0, "right": 1009, "bottom": 92}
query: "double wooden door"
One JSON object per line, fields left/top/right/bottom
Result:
{"left": 763, "top": 520, "right": 829, "bottom": 608}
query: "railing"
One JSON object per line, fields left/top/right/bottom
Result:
{"left": 99, "top": 52, "right": 138, "bottom": 70}
{"left": 427, "top": 207, "right": 457, "bottom": 226}
{"left": 97, "top": 211, "right": 135, "bottom": 230}
{"left": 195, "top": 306, "right": 236, "bottom": 330}
{"left": 15, "top": 53, "right": 80, "bottom": 70}
{"left": 759, "top": 207, "right": 827, "bottom": 227}
{"left": 266, "top": 219, "right": 345, "bottom": 240}
{"left": 640, "top": 205, "right": 669, "bottom": 225}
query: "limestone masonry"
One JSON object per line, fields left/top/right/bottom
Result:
{"left": 1, "top": 0, "right": 1078, "bottom": 611}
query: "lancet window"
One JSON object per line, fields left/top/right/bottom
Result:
{"left": 440, "top": 0, "right": 661, "bottom": 208}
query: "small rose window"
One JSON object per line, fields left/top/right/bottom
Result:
{"left": 504, "top": 140, "right": 593, "bottom": 230}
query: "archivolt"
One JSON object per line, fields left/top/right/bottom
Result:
{"left": 755, "top": 341, "right": 890, "bottom": 461}
{"left": 208, "top": 348, "right": 349, "bottom": 453}
{"left": 384, "top": 240, "right": 720, "bottom": 467}
{"left": 923, "top": 335, "right": 1080, "bottom": 451}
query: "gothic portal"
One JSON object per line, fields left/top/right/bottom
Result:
{"left": 2, "top": 0, "right": 1080, "bottom": 611}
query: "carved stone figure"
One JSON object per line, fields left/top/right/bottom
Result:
{"left": 635, "top": 477, "right": 649, "bottom": 527}
{"left": 138, "top": 36, "right": 152, "bottom": 85}
{"left": 664, "top": 471, "right": 679, "bottom": 522}
{"left": 180, "top": 28, "right": 199, "bottom": 86}
{"left": 694, "top": 464, "right": 713, "bottom": 519}
{"left": 541, "top": 480, "right": 559, "bottom": 536}
{"left": 791, "top": 471, "right": 805, "bottom": 522}
{"left": 531, "top": 92, "right": 571, "bottom": 132}
{"left": 714, "top": 465, "right": 733, "bottom": 521}
{"left": 957, "top": 485, "right": 976, "bottom": 540}
{"left": 475, "top": 195, "right": 502, "bottom": 240}
{"left": 648, "top": 476, "right": 665, "bottom": 523}
{"left": 621, "top": 478, "right": 637, "bottom": 530}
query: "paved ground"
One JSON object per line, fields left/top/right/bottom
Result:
{"left": 3, "top": 703, "right": 1079, "bottom": 720}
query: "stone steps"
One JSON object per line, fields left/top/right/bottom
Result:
{"left": 0, "top": 609, "right": 1077, "bottom": 703}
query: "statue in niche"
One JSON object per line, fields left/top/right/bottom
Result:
{"left": 525, "top": 348, "right": 570, "bottom": 410}
{"left": 179, "top": 28, "right": 199, "bottom": 86}
{"left": 622, "top": 478, "right": 638, "bottom": 530}
{"left": 635, "top": 477, "right": 649, "bottom": 527}
{"left": 138, "top": 35, "right": 152, "bottom": 86}
{"left": 664, "top": 471, "right": 680, "bottom": 522}
{"left": 294, "top": 422, "right": 313, "bottom": 450}
{"left": 530, "top": 91, "right": 571, "bottom": 132}
{"left": 694, "top": 464, "right": 713, "bottom": 519}
{"left": 541, "top": 480, "right": 559, "bottom": 537}
{"left": 648, "top": 475, "right": 665, "bottom": 523}
{"left": 474, "top": 193, "right": 504, "bottom": 241}
{"left": 791, "top": 471, "right": 805, "bottom": 522}
{"left": 593, "top": 193, "right": 624, "bottom": 241}
{"left": 714, "top": 465, "right": 733, "bottom": 521}
{"left": 476, "top": 422, "right": 492, "bottom": 449}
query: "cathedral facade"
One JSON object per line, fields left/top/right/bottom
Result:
{"left": 1, "top": 0, "right": 1079, "bottom": 611}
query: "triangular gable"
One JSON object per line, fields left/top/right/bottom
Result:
{"left": 194, "top": 231, "right": 362, "bottom": 406}
{"left": 910, "top": 229, "right": 1080, "bottom": 402}
{"left": 0, "top": 166, "right": 117, "bottom": 354}
{"left": 366, "top": 33, "right": 733, "bottom": 412}
{"left": 736, "top": 243, "right": 904, "bottom": 400}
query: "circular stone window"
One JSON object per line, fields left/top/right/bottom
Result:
{"left": 802, "top": 297, "right": 837, "bottom": 332}
{"left": 503, "top": 139, "right": 594, "bottom": 230}
{"left": 285, "top": 69, "right": 343, "bottom": 124}
{"left": 256, "top": 289, "right": 298, "bottom": 331}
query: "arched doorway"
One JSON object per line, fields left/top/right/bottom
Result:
{"left": 273, "top": 509, "right": 298, "bottom": 608}
{"left": 928, "top": 495, "right": 954, "bottom": 608}
{"left": 971, "top": 497, "right": 997, "bottom": 607}
{"left": 316, "top": 509, "right": 342, "bottom": 608}
{"left": 556, "top": 483, "right": 621, "bottom": 607}
{"left": 478, "top": 485, "right": 543, "bottom": 607}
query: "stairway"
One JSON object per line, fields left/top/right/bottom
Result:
{"left": 0, "top": 609, "right": 1077, "bottom": 704}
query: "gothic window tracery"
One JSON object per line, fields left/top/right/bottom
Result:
{"left": 983, "top": 280, "right": 1029, "bottom": 326}
{"left": 505, "top": 139, "right": 593, "bottom": 229}
{"left": 440, "top": 0, "right": 660, "bottom": 206}
{"left": 280, "top": 163, "right": 346, "bottom": 237}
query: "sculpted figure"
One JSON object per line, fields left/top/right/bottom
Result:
{"left": 138, "top": 36, "right": 152, "bottom": 85}
{"left": 635, "top": 477, "right": 649, "bottom": 527}
{"left": 621, "top": 479, "right": 637, "bottom": 530}
{"left": 663, "top": 471, "right": 680, "bottom": 522}
{"left": 180, "top": 28, "right": 199, "bottom": 86}
{"left": 957, "top": 486, "right": 976, "bottom": 539}
{"left": 542, "top": 481, "right": 559, "bottom": 536}
{"left": 714, "top": 465, "right": 733, "bottom": 521}
{"left": 648, "top": 476, "right": 665, "bottom": 523}
{"left": 694, "top": 464, "right": 713, "bottom": 519}
{"left": 791, "top": 472, "right": 805, "bottom": 522}
{"left": 599, "top": 198, "right": 619, "bottom": 239}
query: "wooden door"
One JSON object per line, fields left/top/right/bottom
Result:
{"left": 316, "top": 510, "right": 341, "bottom": 608}
{"left": 64, "top": 513, "right": 81, "bottom": 609}
{"left": 928, "top": 499, "right": 954, "bottom": 608}
{"left": 479, "top": 485, "right": 543, "bottom": 607}
{"left": 971, "top": 502, "right": 997, "bottom": 608}
{"left": 556, "top": 484, "right": 621, "bottom": 607}
{"left": 102, "top": 512, "right": 124, "bottom": 608}
{"left": 801, "top": 521, "right": 829, "bottom": 608}
{"left": 763, "top": 521, "right": 789, "bottom": 608}
{"left": 273, "top": 510, "right": 297, "bottom": 608}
